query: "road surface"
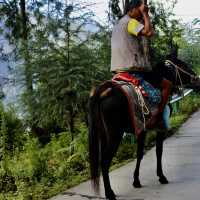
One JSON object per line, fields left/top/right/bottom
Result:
{"left": 50, "top": 109, "right": 200, "bottom": 200}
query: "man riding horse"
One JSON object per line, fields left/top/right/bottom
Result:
{"left": 111, "top": 0, "right": 172, "bottom": 127}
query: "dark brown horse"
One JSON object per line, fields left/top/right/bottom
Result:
{"left": 88, "top": 57, "right": 200, "bottom": 200}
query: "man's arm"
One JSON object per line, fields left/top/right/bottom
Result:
{"left": 141, "top": 13, "right": 153, "bottom": 37}
{"left": 140, "top": 4, "right": 154, "bottom": 37}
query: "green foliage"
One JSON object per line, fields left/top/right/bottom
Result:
{"left": 0, "top": 103, "right": 24, "bottom": 195}
{"left": 149, "top": 0, "right": 183, "bottom": 64}
{"left": 170, "top": 94, "right": 200, "bottom": 130}
{"left": 114, "top": 143, "right": 136, "bottom": 164}
{"left": 24, "top": 27, "right": 111, "bottom": 129}
{"left": 179, "top": 94, "right": 200, "bottom": 114}
{"left": 0, "top": 168, "right": 17, "bottom": 193}
{"left": 145, "top": 131, "right": 157, "bottom": 148}
{"left": 1, "top": 110, "right": 9, "bottom": 160}
{"left": 0, "top": 104, "right": 25, "bottom": 159}
{"left": 1, "top": 0, "right": 112, "bottom": 133}
{"left": 179, "top": 19, "right": 200, "bottom": 71}
{"left": 0, "top": 123, "right": 90, "bottom": 199}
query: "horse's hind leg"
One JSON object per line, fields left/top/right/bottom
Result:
{"left": 101, "top": 131, "right": 123, "bottom": 200}
{"left": 133, "top": 131, "right": 146, "bottom": 188}
{"left": 156, "top": 130, "right": 169, "bottom": 184}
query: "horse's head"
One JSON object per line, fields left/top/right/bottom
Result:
{"left": 156, "top": 56, "right": 200, "bottom": 92}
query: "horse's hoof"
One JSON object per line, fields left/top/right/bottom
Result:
{"left": 106, "top": 195, "right": 117, "bottom": 200}
{"left": 106, "top": 190, "right": 116, "bottom": 200}
{"left": 106, "top": 197, "right": 117, "bottom": 200}
{"left": 159, "top": 176, "right": 169, "bottom": 184}
{"left": 133, "top": 179, "right": 142, "bottom": 188}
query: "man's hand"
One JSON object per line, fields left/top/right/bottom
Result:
{"left": 139, "top": 3, "right": 149, "bottom": 15}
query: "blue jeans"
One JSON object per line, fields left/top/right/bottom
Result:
{"left": 130, "top": 73, "right": 162, "bottom": 106}
{"left": 163, "top": 105, "right": 171, "bottom": 130}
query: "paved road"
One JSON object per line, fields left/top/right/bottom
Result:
{"left": 50, "top": 110, "right": 200, "bottom": 200}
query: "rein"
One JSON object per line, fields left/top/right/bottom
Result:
{"left": 165, "top": 59, "right": 198, "bottom": 96}
{"left": 165, "top": 60, "right": 196, "bottom": 80}
{"left": 165, "top": 60, "right": 183, "bottom": 88}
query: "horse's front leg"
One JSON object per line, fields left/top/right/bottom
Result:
{"left": 133, "top": 131, "right": 146, "bottom": 188}
{"left": 156, "top": 130, "right": 169, "bottom": 184}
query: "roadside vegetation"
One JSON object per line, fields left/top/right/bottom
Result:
{"left": 1, "top": 94, "right": 200, "bottom": 200}
{"left": 0, "top": 0, "right": 200, "bottom": 199}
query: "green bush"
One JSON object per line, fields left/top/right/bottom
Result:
{"left": 180, "top": 94, "right": 200, "bottom": 113}
{"left": 115, "top": 143, "right": 136, "bottom": 163}
{"left": 0, "top": 168, "right": 17, "bottom": 193}
{"left": 67, "top": 153, "right": 86, "bottom": 172}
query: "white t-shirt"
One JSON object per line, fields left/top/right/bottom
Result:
{"left": 111, "top": 15, "right": 152, "bottom": 72}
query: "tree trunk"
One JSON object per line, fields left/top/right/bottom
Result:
{"left": 20, "top": 0, "right": 28, "bottom": 40}
{"left": 19, "top": 0, "right": 36, "bottom": 126}
{"left": 20, "top": 0, "right": 33, "bottom": 93}
{"left": 122, "top": 0, "right": 130, "bottom": 14}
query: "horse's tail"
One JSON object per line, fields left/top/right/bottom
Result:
{"left": 88, "top": 83, "right": 112, "bottom": 193}
{"left": 88, "top": 86, "right": 102, "bottom": 193}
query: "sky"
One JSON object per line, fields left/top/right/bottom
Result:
{"left": 91, "top": 0, "right": 200, "bottom": 24}
{"left": 173, "top": 0, "right": 200, "bottom": 23}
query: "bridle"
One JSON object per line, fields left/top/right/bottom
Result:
{"left": 165, "top": 60, "right": 197, "bottom": 88}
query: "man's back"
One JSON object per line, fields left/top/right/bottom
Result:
{"left": 111, "top": 15, "right": 152, "bottom": 73}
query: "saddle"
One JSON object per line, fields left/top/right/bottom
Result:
{"left": 98, "top": 73, "right": 162, "bottom": 137}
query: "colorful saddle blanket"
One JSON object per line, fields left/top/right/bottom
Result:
{"left": 112, "top": 72, "right": 161, "bottom": 106}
